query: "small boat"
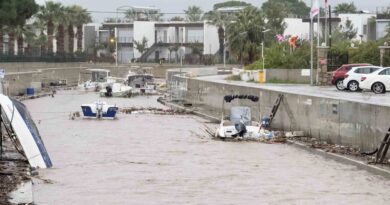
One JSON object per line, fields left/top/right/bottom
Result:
{"left": 0, "top": 94, "right": 52, "bottom": 168}
{"left": 216, "top": 95, "right": 266, "bottom": 139}
{"left": 99, "top": 83, "right": 132, "bottom": 97}
{"left": 78, "top": 69, "right": 115, "bottom": 91}
{"left": 81, "top": 101, "right": 118, "bottom": 119}
{"left": 127, "top": 72, "right": 158, "bottom": 95}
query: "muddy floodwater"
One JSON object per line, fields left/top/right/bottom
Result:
{"left": 24, "top": 90, "right": 390, "bottom": 205}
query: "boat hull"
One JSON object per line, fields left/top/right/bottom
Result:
{"left": 0, "top": 94, "right": 52, "bottom": 168}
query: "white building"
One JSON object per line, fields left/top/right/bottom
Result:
{"left": 99, "top": 21, "right": 219, "bottom": 64}
{"left": 338, "top": 13, "right": 376, "bottom": 41}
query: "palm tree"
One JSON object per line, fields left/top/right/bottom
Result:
{"left": 184, "top": 6, "right": 203, "bottom": 22}
{"left": 204, "top": 11, "right": 234, "bottom": 61}
{"left": 7, "top": 28, "right": 15, "bottom": 55}
{"left": 54, "top": 5, "right": 69, "bottom": 56}
{"left": 36, "top": 1, "right": 63, "bottom": 55}
{"left": 227, "top": 7, "right": 266, "bottom": 63}
{"left": 66, "top": 6, "right": 77, "bottom": 54}
{"left": 334, "top": 2, "right": 357, "bottom": 14}
{"left": 14, "top": 24, "right": 35, "bottom": 55}
{"left": 124, "top": 9, "right": 137, "bottom": 22}
{"left": 71, "top": 6, "right": 92, "bottom": 53}
{"left": 134, "top": 37, "right": 149, "bottom": 62}
{"left": 32, "top": 19, "right": 48, "bottom": 56}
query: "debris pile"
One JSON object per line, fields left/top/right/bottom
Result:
{"left": 0, "top": 136, "right": 30, "bottom": 204}
{"left": 120, "top": 107, "right": 193, "bottom": 115}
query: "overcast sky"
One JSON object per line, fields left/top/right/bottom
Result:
{"left": 35, "top": 0, "right": 390, "bottom": 23}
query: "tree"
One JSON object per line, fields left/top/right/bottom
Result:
{"left": 262, "top": 0, "right": 288, "bottom": 44}
{"left": 170, "top": 16, "right": 185, "bottom": 21}
{"left": 204, "top": 10, "right": 236, "bottom": 61}
{"left": 332, "top": 19, "right": 357, "bottom": 42}
{"left": 334, "top": 2, "right": 357, "bottom": 14}
{"left": 71, "top": 5, "right": 91, "bottom": 53}
{"left": 54, "top": 5, "right": 68, "bottom": 56}
{"left": 184, "top": 6, "right": 203, "bottom": 22}
{"left": 213, "top": 1, "right": 251, "bottom": 10}
{"left": 227, "top": 7, "right": 266, "bottom": 63}
{"left": 14, "top": 24, "right": 35, "bottom": 55}
{"left": 124, "top": 9, "right": 137, "bottom": 22}
{"left": 262, "top": 0, "right": 309, "bottom": 18}
{"left": 36, "top": 1, "right": 63, "bottom": 55}
{"left": 134, "top": 37, "right": 149, "bottom": 61}
{"left": 0, "top": 0, "right": 38, "bottom": 55}
{"left": 68, "top": 5, "right": 91, "bottom": 53}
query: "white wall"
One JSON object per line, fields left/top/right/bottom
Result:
{"left": 187, "top": 27, "right": 204, "bottom": 43}
{"left": 284, "top": 18, "right": 317, "bottom": 40}
{"left": 338, "top": 13, "right": 376, "bottom": 41}
{"left": 376, "top": 19, "right": 390, "bottom": 40}
{"left": 203, "top": 22, "right": 219, "bottom": 55}
{"left": 133, "top": 21, "right": 155, "bottom": 58}
{"left": 118, "top": 28, "right": 133, "bottom": 43}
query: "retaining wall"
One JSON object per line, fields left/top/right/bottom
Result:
{"left": 183, "top": 77, "right": 387, "bottom": 152}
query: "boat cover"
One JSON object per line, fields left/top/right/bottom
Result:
{"left": 224, "top": 95, "right": 259, "bottom": 103}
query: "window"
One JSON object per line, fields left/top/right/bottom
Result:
{"left": 371, "top": 67, "right": 380, "bottom": 73}
{"left": 379, "top": 69, "right": 390, "bottom": 75}
{"left": 354, "top": 68, "right": 363, "bottom": 73}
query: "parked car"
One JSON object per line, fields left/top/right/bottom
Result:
{"left": 360, "top": 67, "right": 390, "bottom": 94}
{"left": 331, "top": 63, "right": 371, "bottom": 90}
{"left": 342, "top": 66, "right": 382, "bottom": 92}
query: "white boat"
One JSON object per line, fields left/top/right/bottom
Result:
{"left": 127, "top": 72, "right": 158, "bottom": 95}
{"left": 99, "top": 83, "right": 132, "bottom": 97}
{"left": 79, "top": 69, "right": 115, "bottom": 91}
{"left": 216, "top": 95, "right": 268, "bottom": 139}
{"left": 81, "top": 101, "right": 118, "bottom": 119}
{"left": 0, "top": 94, "right": 52, "bottom": 168}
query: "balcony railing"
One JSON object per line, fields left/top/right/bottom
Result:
{"left": 118, "top": 37, "right": 133, "bottom": 43}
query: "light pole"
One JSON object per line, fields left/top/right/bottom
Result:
{"left": 261, "top": 29, "right": 270, "bottom": 82}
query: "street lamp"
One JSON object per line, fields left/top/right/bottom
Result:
{"left": 261, "top": 29, "right": 270, "bottom": 82}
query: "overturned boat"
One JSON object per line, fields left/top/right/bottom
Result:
{"left": 81, "top": 101, "right": 118, "bottom": 119}
{"left": 99, "top": 83, "right": 132, "bottom": 98}
{"left": 0, "top": 94, "right": 52, "bottom": 168}
{"left": 216, "top": 95, "right": 267, "bottom": 139}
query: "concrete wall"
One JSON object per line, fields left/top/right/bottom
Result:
{"left": 183, "top": 77, "right": 387, "bottom": 152}
{"left": 266, "top": 69, "right": 317, "bottom": 83}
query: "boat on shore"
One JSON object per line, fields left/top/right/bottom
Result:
{"left": 78, "top": 69, "right": 115, "bottom": 91}
{"left": 126, "top": 72, "right": 158, "bottom": 95}
{"left": 99, "top": 83, "right": 132, "bottom": 98}
{"left": 81, "top": 101, "right": 118, "bottom": 119}
{"left": 0, "top": 94, "right": 52, "bottom": 168}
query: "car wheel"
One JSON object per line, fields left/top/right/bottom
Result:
{"left": 372, "top": 82, "right": 386, "bottom": 94}
{"left": 336, "top": 79, "right": 345, "bottom": 90}
{"left": 348, "top": 81, "right": 359, "bottom": 92}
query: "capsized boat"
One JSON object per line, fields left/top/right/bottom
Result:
{"left": 0, "top": 94, "right": 52, "bottom": 168}
{"left": 99, "top": 83, "right": 132, "bottom": 97}
{"left": 81, "top": 101, "right": 118, "bottom": 119}
{"left": 216, "top": 95, "right": 268, "bottom": 139}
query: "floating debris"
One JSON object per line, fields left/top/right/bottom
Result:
{"left": 120, "top": 107, "right": 193, "bottom": 115}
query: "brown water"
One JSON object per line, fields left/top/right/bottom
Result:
{"left": 24, "top": 90, "right": 390, "bottom": 205}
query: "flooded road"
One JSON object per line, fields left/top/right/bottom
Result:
{"left": 24, "top": 90, "right": 390, "bottom": 205}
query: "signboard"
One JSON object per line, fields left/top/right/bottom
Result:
{"left": 0, "top": 69, "right": 4, "bottom": 78}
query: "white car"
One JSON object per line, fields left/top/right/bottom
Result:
{"left": 360, "top": 67, "right": 390, "bottom": 94}
{"left": 342, "top": 66, "right": 382, "bottom": 92}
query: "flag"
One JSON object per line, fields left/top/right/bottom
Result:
{"left": 310, "top": 0, "right": 320, "bottom": 19}
{"left": 276, "top": 34, "right": 285, "bottom": 42}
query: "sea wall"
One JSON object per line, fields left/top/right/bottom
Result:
{"left": 182, "top": 77, "right": 387, "bottom": 152}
